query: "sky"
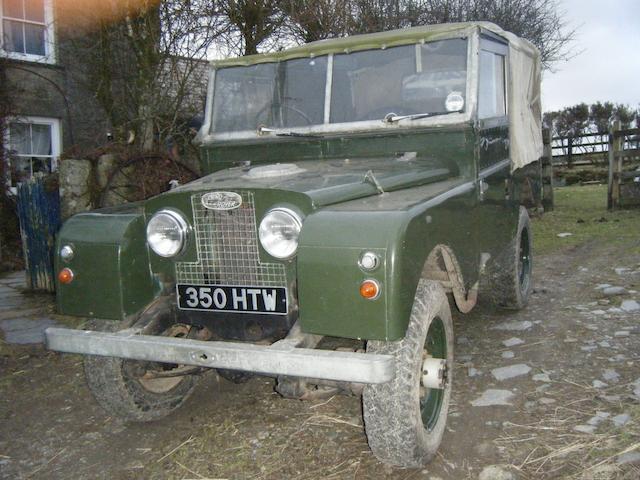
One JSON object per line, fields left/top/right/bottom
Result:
{"left": 541, "top": 0, "right": 640, "bottom": 112}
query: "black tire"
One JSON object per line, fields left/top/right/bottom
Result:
{"left": 83, "top": 320, "right": 199, "bottom": 422}
{"left": 480, "top": 206, "right": 533, "bottom": 310}
{"left": 363, "top": 280, "right": 454, "bottom": 468}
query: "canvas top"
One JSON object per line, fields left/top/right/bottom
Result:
{"left": 211, "top": 21, "right": 539, "bottom": 68}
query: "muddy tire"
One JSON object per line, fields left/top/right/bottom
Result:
{"left": 363, "top": 280, "right": 453, "bottom": 468}
{"left": 83, "top": 320, "right": 199, "bottom": 422}
{"left": 480, "top": 206, "right": 533, "bottom": 310}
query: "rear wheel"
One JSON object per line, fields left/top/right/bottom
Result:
{"left": 363, "top": 280, "right": 453, "bottom": 468}
{"left": 84, "top": 320, "right": 200, "bottom": 422}
{"left": 480, "top": 206, "right": 533, "bottom": 310}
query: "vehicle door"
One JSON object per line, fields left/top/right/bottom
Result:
{"left": 475, "top": 34, "right": 517, "bottom": 260}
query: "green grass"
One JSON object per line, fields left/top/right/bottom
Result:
{"left": 532, "top": 184, "right": 640, "bottom": 255}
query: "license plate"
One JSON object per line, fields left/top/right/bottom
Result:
{"left": 176, "top": 284, "right": 287, "bottom": 315}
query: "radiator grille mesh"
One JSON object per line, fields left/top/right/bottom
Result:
{"left": 175, "top": 192, "right": 286, "bottom": 286}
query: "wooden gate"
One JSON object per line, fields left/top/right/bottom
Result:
{"left": 17, "top": 174, "right": 61, "bottom": 292}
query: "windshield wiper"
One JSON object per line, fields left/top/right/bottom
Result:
{"left": 257, "top": 125, "right": 322, "bottom": 138}
{"left": 383, "top": 110, "right": 461, "bottom": 123}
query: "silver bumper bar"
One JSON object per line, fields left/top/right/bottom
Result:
{"left": 44, "top": 327, "right": 394, "bottom": 384}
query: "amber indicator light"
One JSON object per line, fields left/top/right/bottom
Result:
{"left": 360, "top": 280, "right": 380, "bottom": 300}
{"left": 58, "top": 268, "right": 74, "bottom": 284}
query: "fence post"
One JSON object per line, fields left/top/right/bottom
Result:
{"left": 16, "top": 174, "right": 61, "bottom": 291}
{"left": 607, "top": 120, "right": 622, "bottom": 210}
{"left": 567, "top": 137, "right": 573, "bottom": 168}
{"left": 541, "top": 127, "right": 554, "bottom": 211}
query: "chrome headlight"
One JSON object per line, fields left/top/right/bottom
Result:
{"left": 259, "top": 208, "right": 303, "bottom": 259}
{"left": 146, "top": 209, "right": 188, "bottom": 257}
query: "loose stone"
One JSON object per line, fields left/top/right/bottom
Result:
{"left": 491, "top": 364, "right": 531, "bottom": 381}
{"left": 532, "top": 373, "right": 551, "bottom": 382}
{"left": 602, "top": 286, "right": 626, "bottom": 296}
{"left": 502, "top": 337, "right": 524, "bottom": 347}
{"left": 621, "top": 300, "right": 640, "bottom": 312}
{"left": 478, "top": 465, "right": 515, "bottom": 480}
{"left": 574, "top": 425, "right": 596, "bottom": 434}
{"left": 611, "top": 413, "right": 630, "bottom": 427}
{"left": 471, "top": 389, "right": 515, "bottom": 407}
{"left": 616, "top": 452, "right": 640, "bottom": 465}
{"left": 602, "top": 369, "right": 620, "bottom": 383}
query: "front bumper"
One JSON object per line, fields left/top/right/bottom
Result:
{"left": 44, "top": 327, "right": 394, "bottom": 384}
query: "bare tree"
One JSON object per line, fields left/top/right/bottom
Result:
{"left": 275, "top": 0, "right": 575, "bottom": 69}
{"left": 282, "top": 0, "right": 351, "bottom": 43}
{"left": 217, "top": 0, "right": 287, "bottom": 56}
{"left": 58, "top": 0, "right": 224, "bottom": 151}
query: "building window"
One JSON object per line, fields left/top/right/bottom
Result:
{"left": 0, "top": 0, "right": 55, "bottom": 63}
{"left": 5, "top": 116, "right": 61, "bottom": 188}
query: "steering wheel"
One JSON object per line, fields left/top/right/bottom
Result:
{"left": 256, "top": 103, "right": 314, "bottom": 127}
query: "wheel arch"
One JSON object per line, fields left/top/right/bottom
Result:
{"left": 421, "top": 244, "right": 479, "bottom": 314}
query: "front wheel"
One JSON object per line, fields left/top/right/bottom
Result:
{"left": 363, "top": 280, "right": 454, "bottom": 468}
{"left": 84, "top": 320, "right": 200, "bottom": 422}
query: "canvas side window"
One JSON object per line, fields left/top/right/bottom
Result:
{"left": 478, "top": 50, "right": 506, "bottom": 119}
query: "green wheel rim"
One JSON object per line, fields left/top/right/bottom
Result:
{"left": 518, "top": 227, "right": 531, "bottom": 293}
{"left": 420, "top": 317, "right": 447, "bottom": 431}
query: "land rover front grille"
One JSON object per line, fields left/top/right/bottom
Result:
{"left": 175, "top": 192, "right": 287, "bottom": 286}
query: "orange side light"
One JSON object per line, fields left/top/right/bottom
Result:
{"left": 58, "top": 268, "right": 74, "bottom": 284}
{"left": 360, "top": 280, "right": 380, "bottom": 300}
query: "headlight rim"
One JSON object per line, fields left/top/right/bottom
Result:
{"left": 259, "top": 207, "right": 303, "bottom": 260}
{"left": 146, "top": 208, "right": 189, "bottom": 258}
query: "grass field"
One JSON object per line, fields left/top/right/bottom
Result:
{"left": 533, "top": 184, "right": 640, "bottom": 255}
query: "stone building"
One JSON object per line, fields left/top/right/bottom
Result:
{"left": 1, "top": 0, "right": 209, "bottom": 192}
{"left": 1, "top": 0, "right": 111, "bottom": 190}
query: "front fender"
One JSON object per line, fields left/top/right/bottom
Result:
{"left": 297, "top": 209, "right": 428, "bottom": 341}
{"left": 56, "top": 205, "right": 160, "bottom": 320}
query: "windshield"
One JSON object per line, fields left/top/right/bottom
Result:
{"left": 212, "top": 57, "right": 327, "bottom": 132}
{"left": 332, "top": 39, "right": 467, "bottom": 122}
{"left": 211, "top": 38, "right": 467, "bottom": 133}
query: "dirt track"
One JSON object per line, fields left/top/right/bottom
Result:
{"left": 1, "top": 239, "right": 639, "bottom": 479}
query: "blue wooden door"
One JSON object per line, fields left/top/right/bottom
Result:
{"left": 17, "top": 175, "right": 61, "bottom": 292}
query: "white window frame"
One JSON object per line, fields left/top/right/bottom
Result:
{"left": 4, "top": 115, "right": 61, "bottom": 191}
{"left": 0, "top": 0, "right": 56, "bottom": 64}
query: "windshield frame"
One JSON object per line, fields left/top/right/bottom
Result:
{"left": 199, "top": 32, "right": 480, "bottom": 143}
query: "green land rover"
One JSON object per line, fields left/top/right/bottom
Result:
{"left": 46, "top": 22, "right": 543, "bottom": 467}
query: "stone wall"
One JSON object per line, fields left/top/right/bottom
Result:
{"left": 4, "top": 39, "right": 110, "bottom": 153}
{"left": 58, "top": 154, "right": 126, "bottom": 219}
